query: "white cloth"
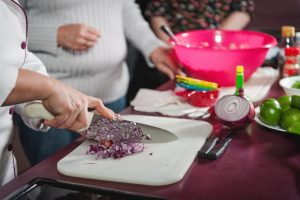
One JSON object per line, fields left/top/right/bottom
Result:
{"left": 131, "top": 67, "right": 279, "bottom": 117}
{"left": 0, "top": 0, "right": 48, "bottom": 186}
{"left": 131, "top": 89, "right": 209, "bottom": 117}
{"left": 20, "top": 0, "right": 165, "bottom": 104}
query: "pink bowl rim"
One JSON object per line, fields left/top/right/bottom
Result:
{"left": 172, "top": 29, "right": 278, "bottom": 51}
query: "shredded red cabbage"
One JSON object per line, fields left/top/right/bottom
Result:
{"left": 85, "top": 117, "right": 145, "bottom": 159}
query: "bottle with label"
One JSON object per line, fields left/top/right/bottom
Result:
{"left": 278, "top": 26, "right": 296, "bottom": 74}
{"left": 283, "top": 47, "right": 300, "bottom": 77}
{"left": 280, "top": 26, "right": 296, "bottom": 48}
{"left": 296, "top": 32, "right": 300, "bottom": 48}
{"left": 295, "top": 32, "right": 300, "bottom": 65}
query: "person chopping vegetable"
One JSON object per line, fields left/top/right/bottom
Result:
{"left": 15, "top": 0, "right": 179, "bottom": 166}
{"left": 0, "top": 0, "right": 116, "bottom": 186}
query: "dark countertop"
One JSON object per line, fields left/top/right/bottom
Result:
{"left": 0, "top": 81, "right": 300, "bottom": 200}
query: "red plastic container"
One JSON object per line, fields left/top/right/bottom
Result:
{"left": 172, "top": 30, "right": 277, "bottom": 86}
{"left": 176, "top": 89, "right": 219, "bottom": 107}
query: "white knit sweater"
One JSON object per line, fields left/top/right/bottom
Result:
{"left": 20, "top": 0, "right": 163, "bottom": 103}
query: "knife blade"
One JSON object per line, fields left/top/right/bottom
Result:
{"left": 123, "top": 119, "right": 178, "bottom": 144}
{"left": 23, "top": 102, "right": 178, "bottom": 144}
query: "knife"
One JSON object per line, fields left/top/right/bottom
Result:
{"left": 206, "top": 134, "right": 233, "bottom": 160}
{"left": 198, "top": 129, "right": 234, "bottom": 160}
{"left": 23, "top": 102, "right": 178, "bottom": 144}
{"left": 198, "top": 134, "right": 219, "bottom": 157}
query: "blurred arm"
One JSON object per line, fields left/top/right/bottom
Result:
{"left": 3, "top": 50, "right": 49, "bottom": 106}
{"left": 122, "top": 0, "right": 179, "bottom": 79}
{"left": 220, "top": 11, "right": 251, "bottom": 30}
{"left": 3, "top": 69, "right": 52, "bottom": 106}
{"left": 122, "top": 0, "right": 165, "bottom": 65}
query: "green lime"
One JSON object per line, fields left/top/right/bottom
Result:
{"left": 280, "top": 108, "right": 300, "bottom": 130}
{"left": 260, "top": 98, "right": 280, "bottom": 109}
{"left": 292, "top": 80, "right": 300, "bottom": 89}
{"left": 262, "top": 98, "right": 280, "bottom": 105}
{"left": 277, "top": 95, "right": 291, "bottom": 113}
{"left": 278, "top": 95, "right": 291, "bottom": 105}
{"left": 259, "top": 99, "right": 281, "bottom": 126}
{"left": 287, "top": 122, "right": 300, "bottom": 135}
{"left": 291, "top": 95, "right": 300, "bottom": 109}
{"left": 280, "top": 104, "right": 291, "bottom": 113}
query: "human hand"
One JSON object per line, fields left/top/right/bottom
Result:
{"left": 150, "top": 16, "right": 172, "bottom": 44}
{"left": 57, "top": 24, "right": 100, "bottom": 51}
{"left": 150, "top": 46, "right": 183, "bottom": 80}
{"left": 42, "top": 79, "right": 116, "bottom": 133}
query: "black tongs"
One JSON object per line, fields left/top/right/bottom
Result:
{"left": 198, "top": 129, "right": 234, "bottom": 160}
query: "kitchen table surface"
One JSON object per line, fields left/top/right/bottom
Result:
{"left": 1, "top": 81, "right": 300, "bottom": 200}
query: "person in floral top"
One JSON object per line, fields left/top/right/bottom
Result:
{"left": 145, "top": 0, "right": 255, "bottom": 43}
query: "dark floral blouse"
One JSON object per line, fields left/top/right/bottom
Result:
{"left": 145, "top": 0, "right": 255, "bottom": 33}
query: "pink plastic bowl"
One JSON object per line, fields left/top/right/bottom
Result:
{"left": 172, "top": 30, "right": 277, "bottom": 86}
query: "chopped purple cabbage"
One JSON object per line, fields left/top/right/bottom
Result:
{"left": 86, "top": 117, "right": 145, "bottom": 159}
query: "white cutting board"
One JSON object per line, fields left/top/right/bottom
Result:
{"left": 57, "top": 115, "right": 212, "bottom": 186}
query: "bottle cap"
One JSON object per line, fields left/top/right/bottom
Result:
{"left": 285, "top": 47, "right": 300, "bottom": 56}
{"left": 236, "top": 65, "right": 244, "bottom": 73}
{"left": 281, "top": 26, "right": 296, "bottom": 37}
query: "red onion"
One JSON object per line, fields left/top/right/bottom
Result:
{"left": 213, "top": 95, "right": 255, "bottom": 129}
{"left": 86, "top": 117, "right": 145, "bottom": 159}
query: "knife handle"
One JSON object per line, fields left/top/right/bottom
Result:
{"left": 198, "top": 135, "right": 219, "bottom": 158}
{"left": 24, "top": 102, "right": 54, "bottom": 120}
{"left": 206, "top": 137, "right": 233, "bottom": 160}
{"left": 24, "top": 102, "right": 94, "bottom": 132}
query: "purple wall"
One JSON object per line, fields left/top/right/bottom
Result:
{"left": 248, "top": 0, "right": 300, "bottom": 31}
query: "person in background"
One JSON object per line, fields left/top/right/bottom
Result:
{"left": 145, "top": 0, "right": 255, "bottom": 43}
{"left": 17, "top": 0, "right": 179, "bottom": 165}
{"left": 0, "top": 0, "right": 116, "bottom": 186}
{"left": 126, "top": 0, "right": 255, "bottom": 102}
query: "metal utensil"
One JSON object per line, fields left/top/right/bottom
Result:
{"left": 198, "top": 129, "right": 234, "bottom": 160}
{"left": 160, "top": 25, "right": 179, "bottom": 44}
{"left": 206, "top": 134, "right": 233, "bottom": 160}
{"left": 23, "top": 102, "right": 178, "bottom": 144}
{"left": 198, "top": 134, "right": 219, "bottom": 156}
